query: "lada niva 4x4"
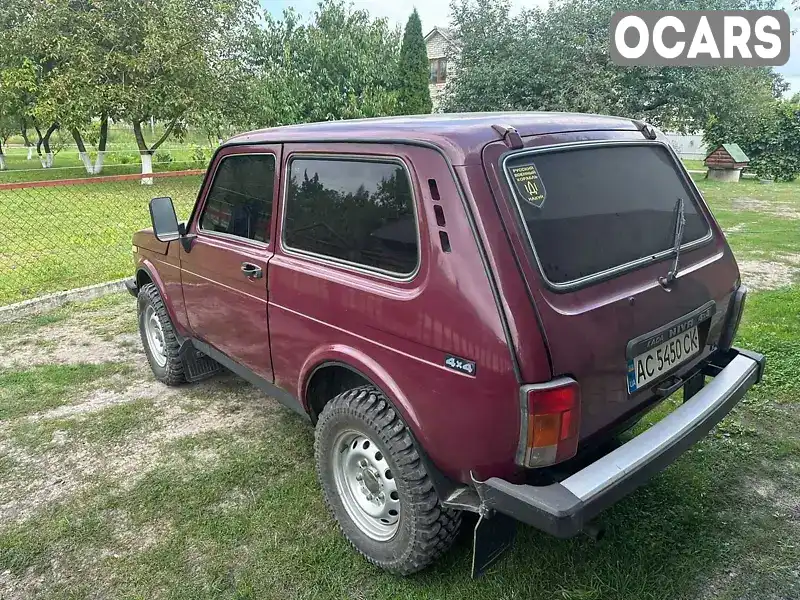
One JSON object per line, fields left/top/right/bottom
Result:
{"left": 127, "top": 113, "right": 765, "bottom": 576}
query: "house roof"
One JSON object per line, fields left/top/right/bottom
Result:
{"left": 707, "top": 143, "right": 750, "bottom": 163}
{"left": 224, "top": 112, "right": 640, "bottom": 166}
{"left": 424, "top": 26, "right": 455, "bottom": 42}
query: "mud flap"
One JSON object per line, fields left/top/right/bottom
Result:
{"left": 471, "top": 511, "right": 517, "bottom": 578}
{"left": 179, "top": 341, "right": 222, "bottom": 382}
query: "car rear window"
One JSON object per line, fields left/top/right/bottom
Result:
{"left": 503, "top": 143, "right": 710, "bottom": 286}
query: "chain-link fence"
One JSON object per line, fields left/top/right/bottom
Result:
{"left": 0, "top": 171, "right": 204, "bottom": 306}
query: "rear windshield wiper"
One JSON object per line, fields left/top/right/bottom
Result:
{"left": 659, "top": 197, "right": 686, "bottom": 288}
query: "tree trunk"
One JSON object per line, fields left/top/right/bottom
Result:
{"left": 20, "top": 120, "right": 34, "bottom": 160}
{"left": 0, "top": 142, "right": 6, "bottom": 171}
{"left": 93, "top": 113, "right": 109, "bottom": 174}
{"left": 40, "top": 123, "right": 59, "bottom": 168}
{"left": 35, "top": 125, "right": 44, "bottom": 164}
{"left": 149, "top": 115, "right": 180, "bottom": 153}
{"left": 72, "top": 128, "right": 93, "bottom": 175}
{"left": 133, "top": 121, "right": 154, "bottom": 185}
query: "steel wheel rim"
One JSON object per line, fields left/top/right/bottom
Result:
{"left": 331, "top": 429, "right": 401, "bottom": 541}
{"left": 143, "top": 305, "right": 167, "bottom": 367}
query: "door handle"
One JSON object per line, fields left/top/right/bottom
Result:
{"left": 241, "top": 262, "right": 263, "bottom": 279}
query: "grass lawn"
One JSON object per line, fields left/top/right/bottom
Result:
{"left": 0, "top": 148, "right": 210, "bottom": 184}
{"left": 681, "top": 158, "right": 706, "bottom": 171}
{"left": 1, "top": 124, "right": 216, "bottom": 184}
{"left": 0, "top": 184, "right": 798, "bottom": 598}
{"left": 0, "top": 176, "right": 202, "bottom": 305}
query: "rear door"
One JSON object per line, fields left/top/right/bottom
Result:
{"left": 180, "top": 145, "right": 281, "bottom": 381}
{"left": 482, "top": 135, "right": 739, "bottom": 439}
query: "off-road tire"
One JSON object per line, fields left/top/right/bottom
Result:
{"left": 137, "top": 283, "right": 185, "bottom": 386}
{"left": 315, "top": 385, "right": 462, "bottom": 574}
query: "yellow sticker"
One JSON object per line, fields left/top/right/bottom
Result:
{"left": 509, "top": 163, "right": 546, "bottom": 208}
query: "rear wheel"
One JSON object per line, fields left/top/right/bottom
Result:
{"left": 138, "top": 283, "right": 185, "bottom": 385}
{"left": 315, "top": 385, "right": 461, "bottom": 574}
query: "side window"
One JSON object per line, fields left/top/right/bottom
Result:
{"left": 284, "top": 157, "right": 419, "bottom": 275}
{"left": 199, "top": 154, "right": 275, "bottom": 243}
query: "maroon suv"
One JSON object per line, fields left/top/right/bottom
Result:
{"left": 127, "top": 112, "right": 764, "bottom": 576}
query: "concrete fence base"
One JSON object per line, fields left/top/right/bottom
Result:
{"left": 0, "top": 279, "right": 130, "bottom": 323}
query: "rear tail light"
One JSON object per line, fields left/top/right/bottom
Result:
{"left": 719, "top": 285, "right": 747, "bottom": 350}
{"left": 516, "top": 378, "right": 581, "bottom": 468}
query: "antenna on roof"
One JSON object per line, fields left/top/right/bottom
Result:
{"left": 491, "top": 124, "right": 524, "bottom": 150}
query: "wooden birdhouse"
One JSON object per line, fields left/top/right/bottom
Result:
{"left": 704, "top": 143, "right": 750, "bottom": 182}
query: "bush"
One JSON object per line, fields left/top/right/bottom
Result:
{"left": 705, "top": 101, "right": 800, "bottom": 182}
{"left": 106, "top": 152, "right": 138, "bottom": 165}
{"left": 189, "top": 145, "right": 212, "bottom": 166}
{"left": 153, "top": 150, "right": 174, "bottom": 164}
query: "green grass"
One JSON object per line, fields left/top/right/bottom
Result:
{"left": 0, "top": 286, "right": 797, "bottom": 598}
{"left": 694, "top": 177, "right": 800, "bottom": 266}
{"left": 0, "top": 164, "right": 797, "bottom": 599}
{"left": 681, "top": 158, "right": 706, "bottom": 171}
{"left": 0, "top": 176, "right": 201, "bottom": 304}
{"left": 1, "top": 124, "right": 216, "bottom": 184}
{"left": 11, "top": 396, "right": 161, "bottom": 450}
{"left": 0, "top": 362, "right": 134, "bottom": 419}
{"left": 0, "top": 150, "right": 209, "bottom": 184}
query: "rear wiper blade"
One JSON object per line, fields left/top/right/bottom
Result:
{"left": 659, "top": 197, "right": 686, "bottom": 288}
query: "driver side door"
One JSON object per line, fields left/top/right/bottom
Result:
{"left": 180, "top": 145, "right": 281, "bottom": 382}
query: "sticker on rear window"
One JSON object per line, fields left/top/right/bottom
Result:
{"left": 509, "top": 162, "right": 546, "bottom": 208}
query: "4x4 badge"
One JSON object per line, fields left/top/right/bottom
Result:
{"left": 509, "top": 162, "right": 546, "bottom": 208}
{"left": 445, "top": 355, "right": 477, "bottom": 376}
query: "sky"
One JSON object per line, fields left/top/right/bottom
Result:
{"left": 262, "top": 0, "right": 799, "bottom": 97}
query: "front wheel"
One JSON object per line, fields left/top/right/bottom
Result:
{"left": 315, "top": 385, "right": 461, "bottom": 574}
{"left": 137, "top": 283, "right": 185, "bottom": 386}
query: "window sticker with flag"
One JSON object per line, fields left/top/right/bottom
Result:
{"left": 509, "top": 162, "right": 546, "bottom": 208}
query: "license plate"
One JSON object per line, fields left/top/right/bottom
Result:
{"left": 627, "top": 326, "right": 700, "bottom": 393}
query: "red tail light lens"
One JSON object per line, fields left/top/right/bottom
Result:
{"left": 516, "top": 378, "right": 581, "bottom": 468}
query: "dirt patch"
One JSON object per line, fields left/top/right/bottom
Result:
{"left": 747, "top": 476, "right": 800, "bottom": 519}
{"left": 776, "top": 253, "right": 800, "bottom": 267}
{"left": 0, "top": 326, "right": 140, "bottom": 369}
{"left": 737, "top": 260, "right": 799, "bottom": 291}
{"left": 30, "top": 378, "right": 173, "bottom": 421}
{"left": 731, "top": 197, "right": 800, "bottom": 220}
{"left": 723, "top": 223, "right": 749, "bottom": 235}
{"left": 0, "top": 374, "right": 276, "bottom": 526}
{"left": 0, "top": 296, "right": 139, "bottom": 369}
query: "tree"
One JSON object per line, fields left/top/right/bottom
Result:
{"left": 443, "top": 0, "right": 785, "bottom": 133}
{"left": 397, "top": 10, "right": 432, "bottom": 115}
{"left": 0, "top": 0, "right": 63, "bottom": 169}
{"left": 249, "top": 0, "right": 401, "bottom": 127}
{"left": 81, "top": 0, "right": 259, "bottom": 182}
{"left": 706, "top": 99, "right": 800, "bottom": 181}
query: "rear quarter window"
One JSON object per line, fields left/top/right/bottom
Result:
{"left": 282, "top": 157, "right": 419, "bottom": 276}
{"left": 503, "top": 143, "right": 710, "bottom": 286}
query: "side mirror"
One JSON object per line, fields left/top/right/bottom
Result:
{"left": 149, "top": 196, "right": 180, "bottom": 242}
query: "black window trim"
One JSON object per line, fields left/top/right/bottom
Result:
{"left": 196, "top": 151, "right": 277, "bottom": 248}
{"left": 499, "top": 139, "right": 714, "bottom": 293}
{"left": 279, "top": 152, "right": 422, "bottom": 282}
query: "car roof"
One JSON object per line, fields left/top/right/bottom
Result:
{"left": 224, "top": 112, "right": 640, "bottom": 165}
